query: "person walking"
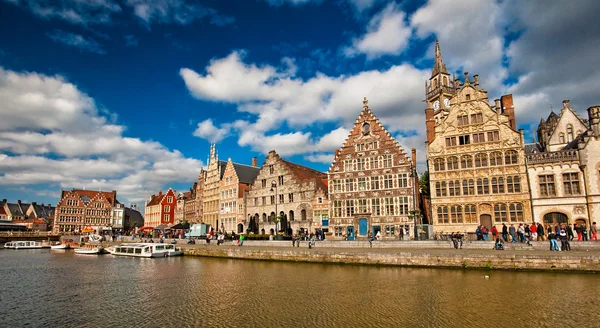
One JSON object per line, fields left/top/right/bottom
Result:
{"left": 482, "top": 225, "right": 489, "bottom": 241}
{"left": 559, "top": 229, "right": 570, "bottom": 251}
{"left": 476, "top": 226, "right": 482, "bottom": 241}
{"left": 592, "top": 222, "right": 598, "bottom": 241}
{"left": 575, "top": 223, "right": 583, "bottom": 241}
{"left": 292, "top": 234, "right": 297, "bottom": 247}
{"left": 530, "top": 223, "right": 538, "bottom": 241}
{"left": 537, "top": 222, "right": 545, "bottom": 241}
{"left": 491, "top": 226, "right": 498, "bottom": 240}
{"left": 582, "top": 223, "right": 589, "bottom": 241}
{"left": 368, "top": 232, "right": 374, "bottom": 248}
{"left": 502, "top": 223, "right": 508, "bottom": 242}
{"left": 566, "top": 224, "right": 574, "bottom": 241}
{"left": 548, "top": 230, "right": 559, "bottom": 251}
{"left": 518, "top": 224, "right": 526, "bottom": 243}
{"left": 238, "top": 234, "right": 245, "bottom": 246}
{"left": 509, "top": 224, "right": 517, "bottom": 243}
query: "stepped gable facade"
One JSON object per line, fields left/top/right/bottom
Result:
{"left": 144, "top": 188, "right": 176, "bottom": 228}
{"left": 53, "top": 189, "right": 117, "bottom": 233}
{"left": 245, "top": 150, "right": 327, "bottom": 235}
{"left": 195, "top": 168, "right": 205, "bottom": 222}
{"left": 220, "top": 158, "right": 261, "bottom": 233}
{"left": 525, "top": 101, "right": 600, "bottom": 226}
{"left": 425, "top": 41, "right": 531, "bottom": 233}
{"left": 202, "top": 143, "right": 227, "bottom": 229}
{"left": 328, "top": 98, "right": 417, "bottom": 240}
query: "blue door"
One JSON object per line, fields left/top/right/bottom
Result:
{"left": 359, "top": 218, "right": 368, "bottom": 236}
{"left": 346, "top": 226, "right": 355, "bottom": 241}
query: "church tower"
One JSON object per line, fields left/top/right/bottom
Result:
{"left": 425, "top": 40, "right": 457, "bottom": 144}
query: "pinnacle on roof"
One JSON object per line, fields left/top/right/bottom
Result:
{"left": 431, "top": 39, "right": 448, "bottom": 78}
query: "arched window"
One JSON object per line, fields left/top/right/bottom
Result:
{"left": 492, "top": 177, "right": 505, "bottom": 194}
{"left": 434, "top": 158, "right": 445, "bottom": 171}
{"left": 461, "top": 155, "right": 473, "bottom": 169}
{"left": 449, "top": 180, "right": 461, "bottom": 196}
{"left": 475, "top": 153, "right": 488, "bottom": 167}
{"left": 477, "top": 178, "right": 489, "bottom": 194}
{"left": 505, "top": 150, "right": 518, "bottom": 165}
{"left": 262, "top": 213, "right": 267, "bottom": 222}
{"left": 543, "top": 212, "right": 568, "bottom": 225}
{"left": 462, "top": 179, "right": 475, "bottom": 195}
{"left": 447, "top": 156, "right": 459, "bottom": 170}
{"left": 489, "top": 152, "right": 503, "bottom": 166}
{"left": 301, "top": 209, "right": 307, "bottom": 220}
{"left": 559, "top": 133, "right": 565, "bottom": 144}
{"left": 443, "top": 76, "right": 448, "bottom": 86}
{"left": 289, "top": 210, "right": 295, "bottom": 221}
{"left": 567, "top": 124, "right": 574, "bottom": 142}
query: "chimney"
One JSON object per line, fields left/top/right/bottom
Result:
{"left": 158, "top": 190, "right": 162, "bottom": 196}
{"left": 494, "top": 99, "right": 501, "bottom": 111}
{"left": 425, "top": 107, "right": 435, "bottom": 144}
{"left": 500, "top": 94, "right": 516, "bottom": 130}
{"left": 17, "top": 200, "right": 21, "bottom": 205}
{"left": 252, "top": 157, "right": 258, "bottom": 167}
{"left": 473, "top": 74, "right": 479, "bottom": 88}
{"left": 411, "top": 148, "right": 417, "bottom": 166}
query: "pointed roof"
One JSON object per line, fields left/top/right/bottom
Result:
{"left": 232, "top": 163, "right": 261, "bottom": 184}
{"left": 431, "top": 39, "right": 448, "bottom": 78}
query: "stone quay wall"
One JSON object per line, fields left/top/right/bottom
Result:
{"left": 180, "top": 243, "right": 600, "bottom": 273}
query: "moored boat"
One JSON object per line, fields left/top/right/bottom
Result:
{"left": 110, "top": 243, "right": 183, "bottom": 258}
{"left": 51, "top": 243, "right": 70, "bottom": 250}
{"left": 74, "top": 245, "right": 105, "bottom": 255}
{"left": 4, "top": 241, "right": 49, "bottom": 249}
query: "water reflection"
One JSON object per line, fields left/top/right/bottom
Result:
{"left": 0, "top": 250, "right": 598, "bottom": 327}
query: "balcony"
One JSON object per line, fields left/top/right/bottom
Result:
{"left": 525, "top": 149, "right": 579, "bottom": 164}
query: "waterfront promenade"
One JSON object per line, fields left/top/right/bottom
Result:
{"left": 103, "top": 239, "right": 600, "bottom": 272}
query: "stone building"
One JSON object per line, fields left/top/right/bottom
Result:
{"left": 53, "top": 189, "right": 117, "bottom": 233}
{"left": 246, "top": 150, "right": 327, "bottom": 235}
{"left": 184, "top": 183, "right": 197, "bottom": 222}
{"left": 219, "top": 158, "right": 260, "bottom": 233}
{"left": 425, "top": 41, "right": 531, "bottom": 233}
{"left": 525, "top": 101, "right": 600, "bottom": 226}
{"left": 310, "top": 183, "right": 329, "bottom": 235}
{"left": 328, "top": 98, "right": 417, "bottom": 240}
{"left": 144, "top": 189, "right": 176, "bottom": 228}
{"left": 195, "top": 169, "right": 205, "bottom": 222}
{"left": 202, "top": 144, "right": 227, "bottom": 229}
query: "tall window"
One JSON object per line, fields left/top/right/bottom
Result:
{"left": 507, "top": 176, "right": 521, "bottom": 193}
{"left": 475, "top": 153, "right": 488, "bottom": 167}
{"left": 559, "top": 133, "right": 565, "bottom": 144}
{"left": 462, "top": 179, "right": 475, "bottom": 195}
{"left": 345, "top": 179, "right": 354, "bottom": 192}
{"left": 345, "top": 200, "right": 355, "bottom": 217}
{"left": 449, "top": 180, "right": 461, "bottom": 196}
{"left": 489, "top": 152, "right": 503, "bottom": 166}
{"left": 270, "top": 195, "right": 275, "bottom": 204}
{"left": 494, "top": 204, "right": 508, "bottom": 222}
{"left": 567, "top": 124, "right": 574, "bottom": 142}
{"left": 382, "top": 154, "right": 393, "bottom": 168}
{"left": 450, "top": 206, "right": 463, "bottom": 223}
{"left": 509, "top": 203, "right": 523, "bottom": 222}
{"left": 164, "top": 214, "right": 170, "bottom": 222}
{"left": 356, "top": 143, "right": 365, "bottom": 151}
{"left": 164, "top": 205, "right": 170, "bottom": 212}
{"left": 491, "top": 177, "right": 505, "bottom": 194}
{"left": 398, "top": 197, "right": 409, "bottom": 215}
{"left": 356, "top": 158, "right": 366, "bottom": 171}
{"left": 461, "top": 155, "right": 473, "bottom": 169}
{"left": 358, "top": 199, "right": 368, "bottom": 213}
{"left": 333, "top": 200, "right": 342, "bottom": 217}
{"left": 383, "top": 175, "right": 394, "bottom": 189}
{"left": 167, "top": 196, "right": 173, "bottom": 203}
{"left": 563, "top": 172, "right": 581, "bottom": 195}
{"left": 434, "top": 158, "right": 445, "bottom": 171}
{"left": 278, "top": 175, "right": 284, "bottom": 185}
{"left": 457, "top": 115, "right": 469, "bottom": 126}
{"left": 505, "top": 150, "right": 518, "bottom": 165}
{"left": 262, "top": 179, "right": 267, "bottom": 188}
{"left": 477, "top": 178, "right": 490, "bottom": 195}
{"left": 471, "top": 113, "right": 483, "bottom": 123}
{"left": 371, "top": 176, "right": 380, "bottom": 190}
{"left": 446, "top": 137, "right": 457, "bottom": 147}
{"left": 539, "top": 174, "right": 556, "bottom": 196}
{"left": 384, "top": 198, "right": 394, "bottom": 215}
{"left": 487, "top": 131, "right": 500, "bottom": 142}
{"left": 371, "top": 199, "right": 381, "bottom": 215}
{"left": 269, "top": 165, "right": 274, "bottom": 174}
{"left": 459, "top": 135, "right": 470, "bottom": 145}
{"left": 464, "top": 205, "right": 477, "bottom": 223}
{"left": 279, "top": 194, "right": 284, "bottom": 203}
{"left": 447, "top": 156, "right": 459, "bottom": 170}
{"left": 436, "top": 181, "right": 447, "bottom": 197}
{"left": 333, "top": 180, "right": 342, "bottom": 192}
{"left": 344, "top": 160, "right": 353, "bottom": 172}
{"left": 472, "top": 133, "right": 485, "bottom": 144}
{"left": 369, "top": 157, "right": 379, "bottom": 169}
{"left": 437, "top": 206, "right": 449, "bottom": 224}
{"left": 358, "top": 177, "right": 367, "bottom": 191}
{"left": 398, "top": 173, "right": 408, "bottom": 188}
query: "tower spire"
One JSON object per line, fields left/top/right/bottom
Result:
{"left": 431, "top": 39, "right": 448, "bottom": 78}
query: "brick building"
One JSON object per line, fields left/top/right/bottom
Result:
{"left": 144, "top": 189, "right": 176, "bottom": 228}
{"left": 53, "top": 189, "right": 117, "bottom": 233}
{"left": 328, "top": 98, "right": 417, "bottom": 240}
{"left": 202, "top": 144, "right": 227, "bottom": 229}
{"left": 246, "top": 150, "right": 327, "bottom": 235}
{"left": 220, "top": 158, "right": 260, "bottom": 233}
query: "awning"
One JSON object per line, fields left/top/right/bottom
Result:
{"left": 138, "top": 226, "right": 154, "bottom": 231}
{"left": 170, "top": 222, "right": 190, "bottom": 230}
{"left": 154, "top": 224, "right": 170, "bottom": 230}
{"left": 82, "top": 226, "right": 94, "bottom": 233}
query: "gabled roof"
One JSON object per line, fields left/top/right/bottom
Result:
{"left": 232, "top": 163, "right": 261, "bottom": 184}
{"left": 282, "top": 160, "right": 327, "bottom": 191}
{"left": 6, "top": 203, "right": 28, "bottom": 216}
{"left": 32, "top": 204, "right": 54, "bottom": 218}
{"left": 218, "top": 160, "right": 227, "bottom": 179}
{"left": 0, "top": 207, "right": 6, "bottom": 216}
{"left": 64, "top": 189, "right": 117, "bottom": 206}
{"left": 146, "top": 194, "right": 164, "bottom": 207}
{"left": 524, "top": 143, "right": 543, "bottom": 155}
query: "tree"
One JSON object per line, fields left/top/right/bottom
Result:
{"left": 419, "top": 170, "right": 430, "bottom": 198}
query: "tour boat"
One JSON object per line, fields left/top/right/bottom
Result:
{"left": 110, "top": 243, "right": 183, "bottom": 258}
{"left": 50, "top": 243, "right": 70, "bottom": 250}
{"left": 74, "top": 245, "right": 105, "bottom": 255}
{"left": 4, "top": 241, "right": 48, "bottom": 249}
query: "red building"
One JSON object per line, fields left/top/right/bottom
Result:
{"left": 53, "top": 189, "right": 117, "bottom": 233}
{"left": 144, "top": 189, "right": 176, "bottom": 228}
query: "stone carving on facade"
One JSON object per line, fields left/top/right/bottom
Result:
{"left": 573, "top": 205, "right": 586, "bottom": 214}
{"left": 479, "top": 203, "right": 492, "bottom": 213}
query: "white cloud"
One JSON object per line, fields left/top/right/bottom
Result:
{"left": 0, "top": 67, "right": 202, "bottom": 204}
{"left": 315, "top": 127, "right": 349, "bottom": 151}
{"left": 6, "top": 0, "right": 122, "bottom": 25}
{"left": 46, "top": 30, "right": 106, "bottom": 54}
{"left": 345, "top": 3, "right": 412, "bottom": 59}
{"left": 193, "top": 119, "right": 230, "bottom": 142}
{"left": 305, "top": 153, "right": 334, "bottom": 164}
{"left": 125, "top": 0, "right": 235, "bottom": 27}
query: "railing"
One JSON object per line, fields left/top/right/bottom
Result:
{"left": 0, "top": 231, "right": 58, "bottom": 237}
{"left": 427, "top": 86, "right": 456, "bottom": 99}
{"left": 525, "top": 149, "right": 579, "bottom": 164}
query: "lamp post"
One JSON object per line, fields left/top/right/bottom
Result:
{"left": 271, "top": 180, "right": 278, "bottom": 235}
{"left": 410, "top": 164, "right": 417, "bottom": 240}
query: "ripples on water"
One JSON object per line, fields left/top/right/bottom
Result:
{"left": 1, "top": 249, "right": 599, "bottom": 327}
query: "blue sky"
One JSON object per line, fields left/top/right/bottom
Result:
{"left": 1, "top": 0, "right": 600, "bottom": 207}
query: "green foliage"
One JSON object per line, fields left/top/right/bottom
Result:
{"left": 419, "top": 170, "right": 430, "bottom": 197}
{"left": 462, "top": 260, "right": 469, "bottom": 269}
{"left": 486, "top": 260, "right": 493, "bottom": 269}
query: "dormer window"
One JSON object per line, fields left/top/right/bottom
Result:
{"left": 559, "top": 133, "right": 565, "bottom": 144}
{"left": 466, "top": 94, "right": 471, "bottom": 100}
{"left": 567, "top": 124, "right": 574, "bottom": 142}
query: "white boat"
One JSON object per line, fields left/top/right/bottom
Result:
{"left": 74, "top": 245, "right": 104, "bottom": 255}
{"left": 51, "top": 243, "right": 70, "bottom": 250}
{"left": 110, "top": 243, "right": 183, "bottom": 258}
{"left": 4, "top": 241, "right": 48, "bottom": 249}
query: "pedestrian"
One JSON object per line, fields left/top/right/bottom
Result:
{"left": 238, "top": 234, "right": 245, "bottom": 246}
{"left": 376, "top": 230, "right": 381, "bottom": 241}
{"left": 368, "top": 232, "right": 374, "bottom": 248}
{"left": 566, "top": 224, "right": 574, "bottom": 241}
{"left": 582, "top": 223, "right": 589, "bottom": 241}
{"left": 482, "top": 225, "right": 489, "bottom": 241}
{"left": 451, "top": 232, "right": 459, "bottom": 249}
{"left": 530, "top": 222, "right": 538, "bottom": 241}
{"left": 518, "top": 224, "right": 526, "bottom": 243}
{"left": 548, "top": 230, "right": 559, "bottom": 251}
{"left": 575, "top": 223, "right": 583, "bottom": 241}
{"left": 476, "top": 225, "right": 482, "bottom": 241}
{"left": 502, "top": 223, "right": 508, "bottom": 242}
{"left": 559, "top": 229, "right": 570, "bottom": 251}
{"left": 592, "top": 222, "right": 598, "bottom": 241}
{"left": 292, "top": 234, "right": 297, "bottom": 247}
{"left": 537, "top": 222, "right": 545, "bottom": 241}
{"left": 509, "top": 224, "right": 517, "bottom": 243}
{"left": 491, "top": 226, "right": 498, "bottom": 240}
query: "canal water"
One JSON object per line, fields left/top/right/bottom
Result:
{"left": 1, "top": 250, "right": 599, "bottom": 327}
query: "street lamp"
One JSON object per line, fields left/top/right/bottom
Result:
{"left": 410, "top": 163, "right": 418, "bottom": 240}
{"left": 271, "top": 180, "right": 278, "bottom": 235}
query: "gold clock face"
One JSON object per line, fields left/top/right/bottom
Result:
{"left": 433, "top": 100, "right": 440, "bottom": 110}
